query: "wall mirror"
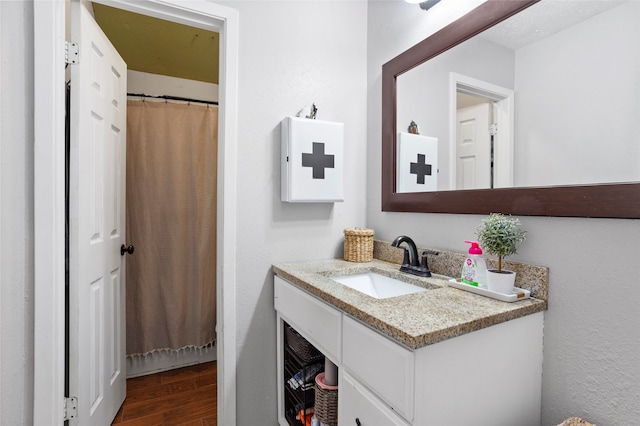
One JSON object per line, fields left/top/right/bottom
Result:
{"left": 382, "top": 0, "right": 640, "bottom": 218}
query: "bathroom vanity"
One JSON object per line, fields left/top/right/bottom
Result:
{"left": 273, "top": 259, "right": 546, "bottom": 426}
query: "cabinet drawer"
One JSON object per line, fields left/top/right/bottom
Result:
{"left": 342, "top": 316, "right": 414, "bottom": 421}
{"left": 339, "top": 372, "right": 410, "bottom": 426}
{"left": 274, "top": 275, "right": 341, "bottom": 362}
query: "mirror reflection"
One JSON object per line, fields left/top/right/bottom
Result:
{"left": 395, "top": 0, "right": 639, "bottom": 192}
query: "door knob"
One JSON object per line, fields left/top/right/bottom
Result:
{"left": 120, "top": 244, "right": 134, "bottom": 256}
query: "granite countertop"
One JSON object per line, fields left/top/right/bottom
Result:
{"left": 272, "top": 258, "right": 546, "bottom": 350}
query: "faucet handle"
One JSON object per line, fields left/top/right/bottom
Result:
{"left": 420, "top": 250, "right": 439, "bottom": 272}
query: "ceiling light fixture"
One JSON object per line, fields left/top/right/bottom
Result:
{"left": 405, "top": 0, "right": 442, "bottom": 11}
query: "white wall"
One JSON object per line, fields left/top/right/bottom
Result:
{"left": 216, "top": 1, "right": 368, "bottom": 424}
{"left": 367, "top": 1, "right": 640, "bottom": 425}
{"left": 0, "top": 1, "right": 34, "bottom": 425}
{"left": 514, "top": 1, "right": 639, "bottom": 187}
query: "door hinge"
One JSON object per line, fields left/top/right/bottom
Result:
{"left": 65, "top": 41, "right": 79, "bottom": 65}
{"left": 63, "top": 396, "right": 78, "bottom": 421}
{"left": 489, "top": 123, "right": 498, "bottom": 136}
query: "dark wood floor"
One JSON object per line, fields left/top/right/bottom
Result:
{"left": 111, "top": 361, "right": 217, "bottom": 426}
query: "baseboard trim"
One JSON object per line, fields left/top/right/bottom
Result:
{"left": 126, "top": 343, "right": 217, "bottom": 378}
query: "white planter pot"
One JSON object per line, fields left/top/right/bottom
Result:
{"left": 486, "top": 270, "right": 516, "bottom": 294}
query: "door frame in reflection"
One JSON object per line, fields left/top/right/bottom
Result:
{"left": 449, "top": 72, "right": 514, "bottom": 190}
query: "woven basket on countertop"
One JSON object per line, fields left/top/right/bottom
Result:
{"left": 343, "top": 228, "right": 374, "bottom": 262}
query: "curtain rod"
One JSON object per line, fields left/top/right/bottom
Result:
{"left": 127, "top": 93, "right": 218, "bottom": 106}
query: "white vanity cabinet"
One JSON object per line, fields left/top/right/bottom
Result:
{"left": 275, "top": 274, "right": 544, "bottom": 426}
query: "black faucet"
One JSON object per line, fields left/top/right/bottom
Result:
{"left": 391, "top": 235, "right": 438, "bottom": 277}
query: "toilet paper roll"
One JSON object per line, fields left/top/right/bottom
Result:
{"left": 324, "top": 357, "right": 338, "bottom": 386}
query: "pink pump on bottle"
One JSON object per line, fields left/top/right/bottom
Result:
{"left": 461, "top": 240, "right": 487, "bottom": 287}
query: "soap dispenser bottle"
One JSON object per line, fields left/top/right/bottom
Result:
{"left": 461, "top": 240, "right": 487, "bottom": 288}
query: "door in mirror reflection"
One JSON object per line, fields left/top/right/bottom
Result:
{"left": 456, "top": 101, "right": 492, "bottom": 189}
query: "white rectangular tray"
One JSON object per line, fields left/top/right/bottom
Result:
{"left": 448, "top": 278, "right": 530, "bottom": 302}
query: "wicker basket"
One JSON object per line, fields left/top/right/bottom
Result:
{"left": 343, "top": 228, "right": 374, "bottom": 262}
{"left": 285, "top": 325, "right": 324, "bottom": 364}
{"left": 314, "top": 373, "right": 338, "bottom": 426}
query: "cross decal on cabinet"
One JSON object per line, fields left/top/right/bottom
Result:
{"left": 281, "top": 116, "right": 344, "bottom": 202}
{"left": 410, "top": 153, "right": 432, "bottom": 184}
{"left": 302, "top": 142, "right": 335, "bottom": 179}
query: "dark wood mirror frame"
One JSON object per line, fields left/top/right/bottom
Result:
{"left": 381, "top": 0, "right": 640, "bottom": 218}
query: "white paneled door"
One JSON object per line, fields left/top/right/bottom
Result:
{"left": 68, "top": 0, "right": 127, "bottom": 424}
{"left": 456, "top": 103, "right": 491, "bottom": 190}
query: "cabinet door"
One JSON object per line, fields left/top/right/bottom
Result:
{"left": 413, "top": 311, "right": 544, "bottom": 426}
{"left": 340, "top": 372, "right": 410, "bottom": 426}
{"left": 342, "top": 316, "right": 414, "bottom": 421}
{"left": 274, "top": 275, "right": 342, "bottom": 362}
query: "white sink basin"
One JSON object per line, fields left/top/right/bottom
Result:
{"left": 331, "top": 272, "right": 428, "bottom": 299}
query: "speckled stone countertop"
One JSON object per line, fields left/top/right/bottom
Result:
{"left": 272, "top": 258, "right": 547, "bottom": 350}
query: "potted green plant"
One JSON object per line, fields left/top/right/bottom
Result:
{"left": 476, "top": 213, "right": 526, "bottom": 294}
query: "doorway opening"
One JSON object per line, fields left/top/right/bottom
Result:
{"left": 455, "top": 95, "right": 495, "bottom": 189}
{"left": 91, "top": 3, "right": 220, "bottom": 378}
{"left": 449, "top": 73, "right": 515, "bottom": 190}
{"left": 32, "top": 1, "right": 238, "bottom": 424}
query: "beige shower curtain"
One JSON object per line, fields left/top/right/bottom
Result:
{"left": 125, "top": 99, "right": 217, "bottom": 355}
